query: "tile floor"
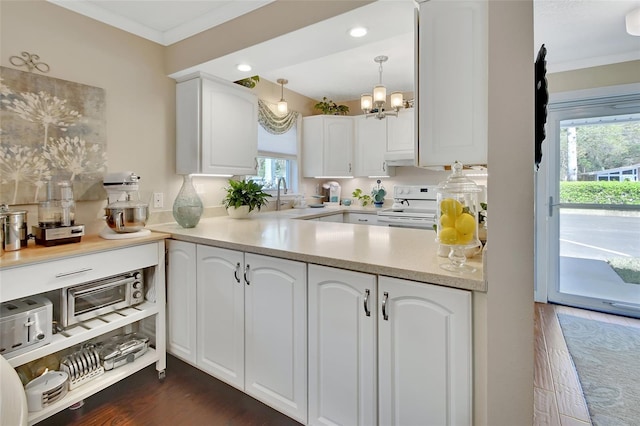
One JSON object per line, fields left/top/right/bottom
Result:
{"left": 534, "top": 302, "right": 640, "bottom": 426}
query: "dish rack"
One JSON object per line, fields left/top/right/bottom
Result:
{"left": 60, "top": 345, "right": 105, "bottom": 390}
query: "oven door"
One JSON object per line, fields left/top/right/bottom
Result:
{"left": 65, "top": 276, "right": 134, "bottom": 326}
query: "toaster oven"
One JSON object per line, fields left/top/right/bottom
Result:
{"left": 57, "top": 270, "right": 144, "bottom": 328}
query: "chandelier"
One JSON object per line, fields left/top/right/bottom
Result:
{"left": 361, "top": 55, "right": 403, "bottom": 120}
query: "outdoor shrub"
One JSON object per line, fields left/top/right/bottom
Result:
{"left": 559, "top": 181, "right": 640, "bottom": 205}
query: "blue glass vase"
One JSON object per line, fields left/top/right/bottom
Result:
{"left": 172, "top": 174, "right": 203, "bottom": 228}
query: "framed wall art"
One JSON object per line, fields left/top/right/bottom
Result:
{"left": 0, "top": 66, "right": 107, "bottom": 204}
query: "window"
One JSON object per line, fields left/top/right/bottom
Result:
{"left": 247, "top": 123, "right": 299, "bottom": 192}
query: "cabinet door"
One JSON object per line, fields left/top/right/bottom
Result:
{"left": 244, "top": 253, "right": 307, "bottom": 423}
{"left": 201, "top": 77, "right": 258, "bottom": 175}
{"left": 355, "top": 115, "right": 392, "bottom": 177}
{"left": 308, "top": 265, "right": 377, "bottom": 426}
{"left": 166, "top": 240, "right": 197, "bottom": 364}
{"left": 378, "top": 276, "right": 472, "bottom": 426}
{"left": 386, "top": 109, "right": 415, "bottom": 163}
{"left": 176, "top": 74, "right": 258, "bottom": 175}
{"left": 323, "top": 117, "right": 354, "bottom": 177}
{"left": 345, "top": 213, "right": 379, "bottom": 226}
{"left": 416, "top": 0, "right": 488, "bottom": 166}
{"left": 196, "top": 245, "right": 245, "bottom": 389}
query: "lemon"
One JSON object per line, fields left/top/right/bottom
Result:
{"left": 457, "top": 230, "right": 474, "bottom": 244}
{"left": 440, "top": 198, "right": 463, "bottom": 217}
{"left": 440, "top": 214, "right": 455, "bottom": 228}
{"left": 455, "top": 212, "right": 476, "bottom": 237}
{"left": 438, "top": 227, "right": 458, "bottom": 244}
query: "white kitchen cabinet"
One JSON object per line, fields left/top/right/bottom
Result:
{"left": 308, "top": 265, "right": 377, "bottom": 426}
{"left": 302, "top": 115, "right": 353, "bottom": 177}
{"left": 176, "top": 72, "right": 258, "bottom": 175}
{"left": 345, "top": 212, "right": 379, "bottom": 226}
{"left": 244, "top": 253, "right": 307, "bottom": 423}
{"left": 416, "top": 0, "right": 488, "bottom": 167}
{"left": 378, "top": 276, "right": 472, "bottom": 426}
{"left": 166, "top": 239, "right": 197, "bottom": 364}
{"left": 166, "top": 241, "right": 307, "bottom": 423}
{"left": 385, "top": 109, "right": 415, "bottom": 164}
{"left": 354, "top": 115, "right": 393, "bottom": 177}
{"left": 1, "top": 240, "right": 166, "bottom": 425}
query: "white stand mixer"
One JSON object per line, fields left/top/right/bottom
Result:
{"left": 99, "top": 172, "right": 151, "bottom": 240}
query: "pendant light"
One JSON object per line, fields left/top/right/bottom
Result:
{"left": 277, "top": 78, "right": 288, "bottom": 114}
{"left": 361, "top": 55, "right": 403, "bottom": 120}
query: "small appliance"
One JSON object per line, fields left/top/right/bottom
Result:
{"left": 60, "top": 345, "right": 104, "bottom": 390}
{"left": 377, "top": 185, "right": 438, "bottom": 229}
{"left": 321, "top": 181, "right": 341, "bottom": 205}
{"left": 55, "top": 269, "right": 144, "bottom": 329}
{"left": 25, "top": 370, "right": 68, "bottom": 412}
{"left": 100, "top": 172, "right": 150, "bottom": 238}
{"left": 0, "top": 295, "right": 53, "bottom": 358}
{"left": 97, "top": 332, "right": 149, "bottom": 371}
{"left": 32, "top": 180, "right": 84, "bottom": 247}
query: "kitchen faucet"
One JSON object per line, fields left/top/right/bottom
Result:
{"left": 276, "top": 177, "right": 288, "bottom": 211}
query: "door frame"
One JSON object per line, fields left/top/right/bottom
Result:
{"left": 534, "top": 82, "right": 640, "bottom": 304}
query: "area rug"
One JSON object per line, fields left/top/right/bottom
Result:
{"left": 557, "top": 314, "right": 640, "bottom": 426}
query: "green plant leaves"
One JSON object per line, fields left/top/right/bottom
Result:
{"left": 223, "top": 179, "right": 272, "bottom": 212}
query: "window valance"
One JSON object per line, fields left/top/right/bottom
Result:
{"left": 258, "top": 99, "right": 300, "bottom": 135}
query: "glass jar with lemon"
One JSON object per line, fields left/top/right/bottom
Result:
{"left": 436, "top": 161, "right": 482, "bottom": 273}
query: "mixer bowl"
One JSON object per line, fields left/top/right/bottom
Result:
{"left": 104, "top": 204, "right": 148, "bottom": 233}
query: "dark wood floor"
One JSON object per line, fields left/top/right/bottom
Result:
{"left": 39, "top": 355, "right": 302, "bottom": 426}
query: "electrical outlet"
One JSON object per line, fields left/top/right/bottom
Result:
{"left": 153, "top": 192, "right": 163, "bottom": 208}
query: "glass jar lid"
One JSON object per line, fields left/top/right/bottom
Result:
{"left": 437, "top": 161, "right": 481, "bottom": 194}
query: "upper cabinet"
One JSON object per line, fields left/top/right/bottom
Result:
{"left": 302, "top": 115, "right": 353, "bottom": 178}
{"left": 385, "top": 108, "right": 415, "bottom": 165}
{"left": 415, "top": 0, "right": 488, "bottom": 167}
{"left": 354, "top": 115, "right": 394, "bottom": 178}
{"left": 176, "top": 73, "right": 258, "bottom": 175}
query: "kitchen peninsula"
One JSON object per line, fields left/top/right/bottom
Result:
{"left": 150, "top": 209, "right": 484, "bottom": 425}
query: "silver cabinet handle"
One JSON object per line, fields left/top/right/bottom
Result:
{"left": 55, "top": 268, "right": 93, "bottom": 278}
{"left": 234, "top": 262, "right": 241, "bottom": 283}
{"left": 349, "top": 163, "right": 352, "bottom": 173}
{"left": 244, "top": 264, "right": 251, "bottom": 285}
{"left": 364, "top": 289, "right": 371, "bottom": 317}
{"left": 382, "top": 161, "right": 386, "bottom": 172}
{"left": 382, "top": 292, "right": 389, "bottom": 321}
{"left": 358, "top": 218, "right": 369, "bottom": 222}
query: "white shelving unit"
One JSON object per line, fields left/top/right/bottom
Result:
{"left": 0, "top": 240, "right": 166, "bottom": 425}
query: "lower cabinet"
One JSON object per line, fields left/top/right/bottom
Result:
{"left": 166, "top": 240, "right": 307, "bottom": 423}
{"left": 308, "top": 266, "right": 472, "bottom": 426}
{"left": 168, "top": 240, "right": 472, "bottom": 426}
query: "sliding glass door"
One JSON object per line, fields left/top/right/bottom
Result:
{"left": 537, "top": 88, "right": 640, "bottom": 318}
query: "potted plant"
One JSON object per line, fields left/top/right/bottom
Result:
{"left": 223, "top": 179, "right": 271, "bottom": 218}
{"left": 314, "top": 97, "right": 350, "bottom": 115}
{"left": 352, "top": 188, "right": 371, "bottom": 206}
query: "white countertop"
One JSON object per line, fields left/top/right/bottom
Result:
{"left": 149, "top": 207, "right": 486, "bottom": 292}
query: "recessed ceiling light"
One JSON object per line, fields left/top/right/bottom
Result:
{"left": 349, "top": 27, "right": 367, "bottom": 38}
{"left": 237, "top": 64, "right": 252, "bottom": 72}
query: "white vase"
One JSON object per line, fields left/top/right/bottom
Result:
{"left": 227, "top": 205, "right": 252, "bottom": 219}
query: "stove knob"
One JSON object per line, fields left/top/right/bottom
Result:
{"left": 133, "top": 281, "right": 142, "bottom": 289}
{"left": 132, "top": 271, "right": 142, "bottom": 280}
{"left": 133, "top": 291, "right": 142, "bottom": 299}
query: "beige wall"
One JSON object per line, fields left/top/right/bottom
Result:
{"left": 548, "top": 60, "right": 640, "bottom": 93}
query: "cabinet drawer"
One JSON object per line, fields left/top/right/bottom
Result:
{"left": 0, "top": 243, "right": 160, "bottom": 302}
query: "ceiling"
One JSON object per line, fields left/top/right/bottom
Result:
{"left": 48, "top": 0, "right": 640, "bottom": 103}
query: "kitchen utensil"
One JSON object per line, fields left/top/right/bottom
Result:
{"left": 25, "top": 370, "right": 68, "bottom": 412}
{"left": 60, "top": 345, "right": 104, "bottom": 390}
{"left": 104, "top": 203, "right": 149, "bottom": 233}
{"left": 1, "top": 205, "right": 28, "bottom": 251}
{"left": 33, "top": 181, "right": 85, "bottom": 247}
{"left": 97, "top": 332, "right": 149, "bottom": 371}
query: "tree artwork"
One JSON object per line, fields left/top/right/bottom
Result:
{"left": 0, "top": 66, "right": 107, "bottom": 204}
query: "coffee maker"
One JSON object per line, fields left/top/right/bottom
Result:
{"left": 33, "top": 180, "right": 85, "bottom": 246}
